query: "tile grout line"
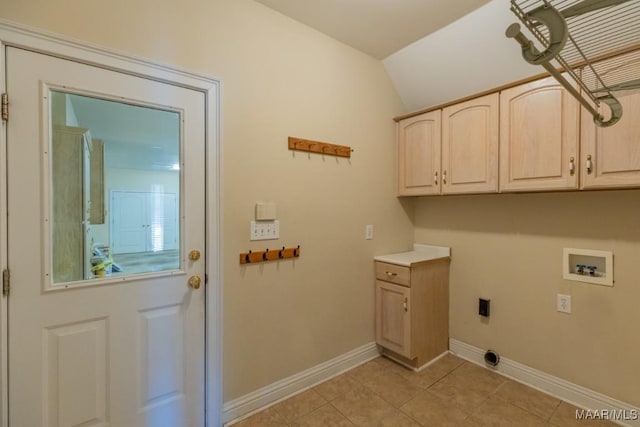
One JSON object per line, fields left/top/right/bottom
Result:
{"left": 233, "top": 355, "right": 614, "bottom": 427}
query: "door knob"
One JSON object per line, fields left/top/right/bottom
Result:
{"left": 188, "top": 275, "right": 202, "bottom": 290}
{"left": 189, "top": 250, "right": 201, "bottom": 261}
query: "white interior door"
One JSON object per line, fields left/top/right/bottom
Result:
{"left": 158, "top": 193, "right": 178, "bottom": 251}
{"left": 111, "top": 191, "right": 179, "bottom": 254}
{"left": 6, "top": 46, "right": 206, "bottom": 426}
{"left": 111, "top": 191, "right": 148, "bottom": 254}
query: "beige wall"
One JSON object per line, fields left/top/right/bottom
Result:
{"left": 2, "top": 0, "right": 638, "bottom": 412}
{"left": 413, "top": 189, "right": 640, "bottom": 407}
{"left": 0, "top": 0, "right": 414, "bottom": 401}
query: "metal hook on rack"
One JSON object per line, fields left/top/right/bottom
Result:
{"left": 506, "top": 0, "right": 633, "bottom": 127}
{"left": 511, "top": 5, "right": 568, "bottom": 65}
{"left": 240, "top": 245, "right": 301, "bottom": 264}
{"left": 594, "top": 95, "right": 623, "bottom": 127}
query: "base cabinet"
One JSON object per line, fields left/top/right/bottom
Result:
{"left": 375, "top": 259, "right": 450, "bottom": 369}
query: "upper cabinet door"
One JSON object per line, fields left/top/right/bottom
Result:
{"left": 500, "top": 76, "right": 579, "bottom": 192}
{"left": 581, "top": 52, "right": 640, "bottom": 189}
{"left": 397, "top": 110, "right": 441, "bottom": 196}
{"left": 441, "top": 93, "right": 499, "bottom": 194}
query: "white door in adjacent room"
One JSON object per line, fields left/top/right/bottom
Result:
{"left": 111, "top": 191, "right": 178, "bottom": 254}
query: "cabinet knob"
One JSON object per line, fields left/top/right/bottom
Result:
{"left": 434, "top": 171, "right": 438, "bottom": 185}
{"left": 403, "top": 297, "right": 408, "bottom": 312}
{"left": 385, "top": 271, "right": 397, "bottom": 277}
{"left": 586, "top": 155, "right": 593, "bottom": 174}
{"left": 569, "top": 157, "right": 575, "bottom": 176}
{"left": 443, "top": 170, "right": 447, "bottom": 185}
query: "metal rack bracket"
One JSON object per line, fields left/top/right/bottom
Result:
{"left": 507, "top": 0, "right": 640, "bottom": 127}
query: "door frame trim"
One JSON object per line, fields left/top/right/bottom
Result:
{"left": 0, "top": 19, "right": 223, "bottom": 427}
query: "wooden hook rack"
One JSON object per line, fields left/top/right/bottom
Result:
{"left": 288, "top": 137, "right": 353, "bottom": 158}
{"left": 240, "top": 246, "right": 300, "bottom": 265}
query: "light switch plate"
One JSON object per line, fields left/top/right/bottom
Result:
{"left": 250, "top": 220, "right": 279, "bottom": 240}
{"left": 365, "top": 225, "right": 373, "bottom": 240}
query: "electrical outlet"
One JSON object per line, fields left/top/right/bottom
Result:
{"left": 479, "top": 298, "right": 490, "bottom": 317}
{"left": 365, "top": 225, "right": 373, "bottom": 240}
{"left": 557, "top": 294, "right": 572, "bottom": 314}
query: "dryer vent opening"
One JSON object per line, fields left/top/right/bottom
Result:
{"left": 484, "top": 350, "right": 500, "bottom": 367}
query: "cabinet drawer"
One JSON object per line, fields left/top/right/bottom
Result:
{"left": 375, "top": 262, "right": 410, "bottom": 287}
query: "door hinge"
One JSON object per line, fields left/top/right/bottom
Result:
{"left": 1, "top": 93, "right": 8, "bottom": 122}
{"left": 2, "top": 269, "right": 10, "bottom": 297}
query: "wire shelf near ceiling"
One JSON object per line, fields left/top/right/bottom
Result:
{"left": 507, "top": 0, "right": 640, "bottom": 127}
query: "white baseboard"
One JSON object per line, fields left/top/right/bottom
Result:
{"left": 223, "top": 342, "right": 380, "bottom": 425}
{"left": 450, "top": 338, "right": 640, "bottom": 427}
{"left": 382, "top": 350, "right": 448, "bottom": 372}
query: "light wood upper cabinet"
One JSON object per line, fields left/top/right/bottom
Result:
{"left": 397, "top": 110, "right": 441, "bottom": 196}
{"left": 396, "top": 51, "right": 640, "bottom": 196}
{"left": 89, "top": 139, "right": 105, "bottom": 224}
{"left": 52, "top": 125, "right": 92, "bottom": 282}
{"left": 397, "top": 93, "right": 498, "bottom": 196}
{"left": 581, "top": 52, "right": 640, "bottom": 189}
{"left": 500, "top": 76, "right": 580, "bottom": 192}
{"left": 442, "top": 93, "right": 499, "bottom": 194}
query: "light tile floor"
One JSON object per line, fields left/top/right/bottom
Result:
{"left": 111, "top": 249, "right": 179, "bottom": 275}
{"left": 228, "top": 354, "right": 617, "bottom": 427}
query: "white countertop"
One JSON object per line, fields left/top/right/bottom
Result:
{"left": 374, "top": 244, "right": 450, "bottom": 267}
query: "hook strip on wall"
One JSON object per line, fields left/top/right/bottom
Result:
{"left": 288, "top": 137, "right": 353, "bottom": 158}
{"left": 240, "top": 246, "right": 300, "bottom": 264}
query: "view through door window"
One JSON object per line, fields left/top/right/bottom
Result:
{"left": 50, "top": 91, "right": 181, "bottom": 284}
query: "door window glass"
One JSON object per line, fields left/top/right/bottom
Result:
{"left": 50, "top": 91, "right": 181, "bottom": 284}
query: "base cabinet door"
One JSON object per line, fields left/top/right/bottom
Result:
{"left": 375, "top": 280, "right": 411, "bottom": 359}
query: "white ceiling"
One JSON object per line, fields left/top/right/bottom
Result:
{"left": 68, "top": 1, "right": 541, "bottom": 142}
{"left": 253, "top": 0, "right": 541, "bottom": 112}
{"left": 68, "top": 94, "right": 180, "bottom": 171}
{"left": 253, "top": 0, "right": 492, "bottom": 59}
{"left": 384, "top": 0, "right": 540, "bottom": 111}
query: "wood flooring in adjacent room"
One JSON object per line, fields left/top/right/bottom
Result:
{"left": 228, "top": 354, "right": 616, "bottom": 426}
